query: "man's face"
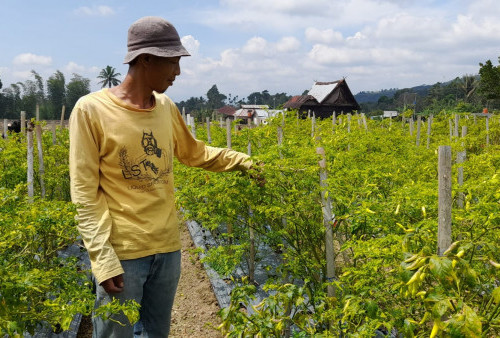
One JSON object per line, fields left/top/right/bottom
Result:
{"left": 147, "top": 56, "right": 181, "bottom": 93}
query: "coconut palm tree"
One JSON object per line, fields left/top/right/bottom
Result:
{"left": 97, "top": 65, "right": 122, "bottom": 88}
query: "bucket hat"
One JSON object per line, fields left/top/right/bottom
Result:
{"left": 123, "top": 16, "right": 191, "bottom": 64}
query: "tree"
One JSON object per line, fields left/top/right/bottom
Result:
{"left": 206, "top": 84, "right": 226, "bottom": 110}
{"left": 478, "top": 57, "right": 500, "bottom": 106}
{"left": 97, "top": 66, "right": 122, "bottom": 88}
{"left": 47, "top": 70, "right": 66, "bottom": 119}
{"left": 457, "top": 75, "right": 479, "bottom": 103}
{"left": 66, "top": 74, "right": 90, "bottom": 115}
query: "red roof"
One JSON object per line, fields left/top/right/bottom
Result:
{"left": 217, "top": 105, "right": 236, "bottom": 116}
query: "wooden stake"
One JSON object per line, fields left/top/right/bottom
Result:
{"left": 36, "top": 104, "right": 40, "bottom": 121}
{"left": 52, "top": 121, "right": 57, "bottom": 145}
{"left": 416, "top": 116, "right": 421, "bottom": 146}
{"left": 60, "top": 105, "right": 65, "bottom": 128}
{"left": 21, "top": 111, "right": 26, "bottom": 134}
{"left": 449, "top": 118, "right": 453, "bottom": 142}
{"left": 27, "top": 122, "right": 34, "bottom": 201}
{"left": 454, "top": 114, "right": 459, "bottom": 137}
{"left": 190, "top": 116, "right": 196, "bottom": 139}
{"left": 438, "top": 146, "right": 452, "bottom": 256}
{"left": 486, "top": 116, "right": 490, "bottom": 146}
{"left": 426, "top": 115, "right": 433, "bottom": 149}
{"left": 3, "top": 119, "right": 8, "bottom": 139}
{"left": 316, "top": 147, "right": 336, "bottom": 298}
{"left": 35, "top": 125, "right": 46, "bottom": 198}
{"left": 226, "top": 118, "right": 232, "bottom": 149}
{"left": 206, "top": 117, "right": 212, "bottom": 144}
{"left": 247, "top": 141, "right": 255, "bottom": 283}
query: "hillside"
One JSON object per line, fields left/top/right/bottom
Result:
{"left": 354, "top": 85, "right": 432, "bottom": 103}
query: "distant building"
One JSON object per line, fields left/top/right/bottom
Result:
{"left": 383, "top": 111, "right": 399, "bottom": 118}
{"left": 234, "top": 105, "right": 283, "bottom": 125}
{"left": 215, "top": 105, "right": 236, "bottom": 120}
{"left": 283, "top": 79, "right": 360, "bottom": 118}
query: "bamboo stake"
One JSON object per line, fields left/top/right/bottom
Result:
{"left": 409, "top": 118, "right": 414, "bottom": 136}
{"left": 60, "top": 105, "right": 65, "bottom": 128}
{"left": 316, "top": 147, "right": 336, "bottom": 298}
{"left": 35, "top": 124, "right": 46, "bottom": 198}
{"left": 438, "top": 146, "right": 452, "bottom": 256}
{"left": 454, "top": 114, "right": 459, "bottom": 138}
{"left": 206, "top": 117, "right": 212, "bottom": 144}
{"left": 27, "top": 122, "right": 34, "bottom": 202}
{"left": 36, "top": 104, "right": 40, "bottom": 121}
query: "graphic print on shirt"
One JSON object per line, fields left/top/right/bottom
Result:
{"left": 119, "top": 130, "right": 172, "bottom": 192}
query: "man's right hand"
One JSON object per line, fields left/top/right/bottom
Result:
{"left": 100, "top": 274, "right": 124, "bottom": 293}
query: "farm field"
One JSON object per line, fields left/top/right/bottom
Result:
{"left": 0, "top": 111, "right": 499, "bottom": 337}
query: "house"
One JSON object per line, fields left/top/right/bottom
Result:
{"left": 283, "top": 79, "right": 360, "bottom": 118}
{"left": 233, "top": 105, "right": 283, "bottom": 125}
{"left": 215, "top": 105, "right": 236, "bottom": 120}
{"left": 383, "top": 111, "right": 399, "bottom": 118}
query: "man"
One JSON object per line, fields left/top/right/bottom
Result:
{"left": 69, "top": 16, "right": 252, "bottom": 337}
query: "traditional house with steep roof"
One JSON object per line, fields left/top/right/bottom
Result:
{"left": 283, "top": 79, "right": 360, "bottom": 118}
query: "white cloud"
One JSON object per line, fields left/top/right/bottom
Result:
{"left": 242, "top": 37, "right": 269, "bottom": 55}
{"left": 276, "top": 37, "right": 301, "bottom": 53}
{"left": 181, "top": 35, "right": 201, "bottom": 56}
{"left": 12, "top": 70, "right": 32, "bottom": 80}
{"left": 305, "top": 28, "right": 343, "bottom": 44}
{"left": 64, "top": 62, "right": 86, "bottom": 74}
{"left": 12, "top": 53, "right": 52, "bottom": 66}
{"left": 74, "top": 5, "right": 115, "bottom": 17}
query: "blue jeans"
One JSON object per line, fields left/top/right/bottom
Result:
{"left": 92, "top": 251, "right": 181, "bottom": 338}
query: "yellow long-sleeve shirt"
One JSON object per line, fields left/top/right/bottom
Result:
{"left": 69, "top": 89, "right": 251, "bottom": 284}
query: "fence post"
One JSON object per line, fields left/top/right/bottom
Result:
{"left": 311, "top": 113, "right": 316, "bottom": 138}
{"left": 226, "top": 118, "right": 232, "bottom": 149}
{"left": 190, "top": 116, "right": 196, "bottom": 139}
{"left": 206, "top": 117, "right": 212, "bottom": 144}
{"left": 36, "top": 104, "right": 40, "bottom": 121}
{"left": 21, "top": 111, "right": 26, "bottom": 135}
{"left": 52, "top": 121, "right": 57, "bottom": 145}
{"left": 247, "top": 141, "right": 255, "bottom": 283}
{"left": 35, "top": 124, "right": 46, "bottom": 198}
{"left": 27, "top": 122, "right": 34, "bottom": 202}
{"left": 3, "top": 119, "right": 8, "bottom": 139}
{"left": 449, "top": 118, "right": 453, "bottom": 142}
{"left": 416, "top": 116, "right": 421, "bottom": 146}
{"left": 426, "top": 115, "right": 433, "bottom": 149}
{"left": 454, "top": 114, "right": 459, "bottom": 137}
{"left": 316, "top": 147, "right": 336, "bottom": 298}
{"left": 486, "top": 116, "right": 490, "bottom": 146}
{"left": 438, "top": 146, "right": 452, "bottom": 256}
{"left": 60, "top": 105, "right": 65, "bottom": 128}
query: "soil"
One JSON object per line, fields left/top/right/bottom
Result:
{"left": 77, "top": 221, "right": 223, "bottom": 337}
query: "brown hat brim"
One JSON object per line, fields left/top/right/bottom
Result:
{"left": 123, "top": 45, "right": 191, "bottom": 64}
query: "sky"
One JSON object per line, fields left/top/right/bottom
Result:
{"left": 0, "top": 0, "right": 499, "bottom": 103}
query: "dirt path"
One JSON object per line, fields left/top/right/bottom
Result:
{"left": 77, "top": 221, "right": 222, "bottom": 337}
{"left": 169, "top": 222, "right": 222, "bottom": 337}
